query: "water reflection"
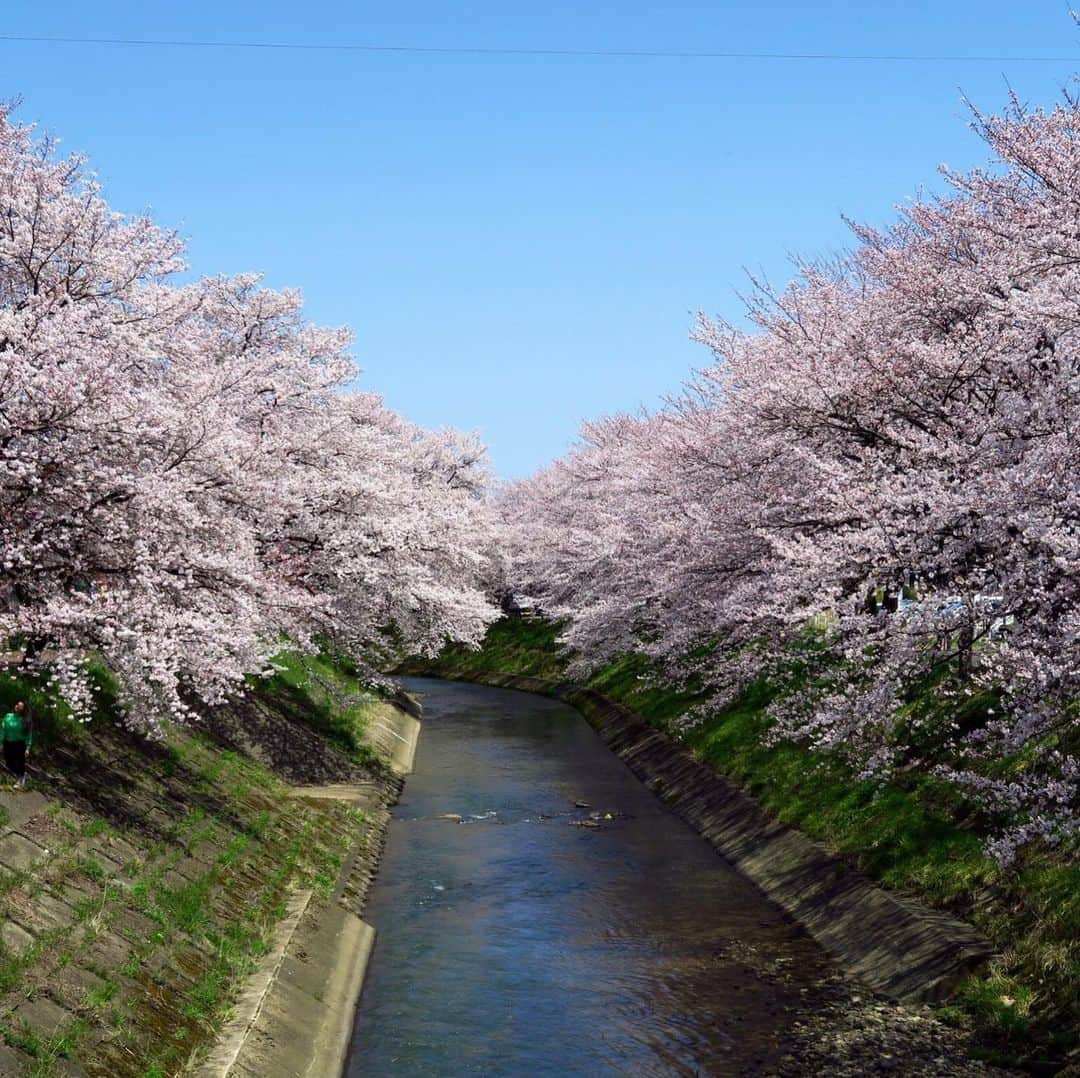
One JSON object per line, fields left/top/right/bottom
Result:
{"left": 347, "top": 678, "right": 838, "bottom": 1076}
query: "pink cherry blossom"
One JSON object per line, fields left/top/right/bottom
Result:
{"left": 0, "top": 106, "right": 498, "bottom": 730}
{"left": 502, "top": 91, "right": 1080, "bottom": 862}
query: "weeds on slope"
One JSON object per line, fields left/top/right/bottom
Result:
{"left": 0, "top": 652, "right": 379, "bottom": 1076}
{"left": 426, "top": 618, "right": 1078, "bottom": 1072}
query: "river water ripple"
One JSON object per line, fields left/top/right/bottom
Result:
{"left": 346, "top": 677, "right": 840, "bottom": 1076}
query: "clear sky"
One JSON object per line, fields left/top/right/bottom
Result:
{"left": 1, "top": 2, "right": 1077, "bottom": 476}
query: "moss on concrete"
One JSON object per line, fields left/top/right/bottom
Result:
{"left": 411, "top": 619, "right": 1078, "bottom": 1073}
{"left": 0, "top": 655, "right": 401, "bottom": 1077}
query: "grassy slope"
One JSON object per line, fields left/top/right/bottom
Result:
{"left": 429, "top": 618, "right": 1078, "bottom": 1072}
{"left": 260, "top": 649, "right": 387, "bottom": 770}
{"left": 0, "top": 653, "right": 388, "bottom": 1077}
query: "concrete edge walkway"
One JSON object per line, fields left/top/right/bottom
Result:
{"left": 192, "top": 889, "right": 376, "bottom": 1078}
{"left": 191, "top": 888, "right": 314, "bottom": 1077}
{"left": 188, "top": 692, "right": 422, "bottom": 1077}
{"left": 288, "top": 784, "right": 382, "bottom": 802}
{"left": 367, "top": 701, "right": 421, "bottom": 775}
{"left": 424, "top": 668, "right": 996, "bottom": 1005}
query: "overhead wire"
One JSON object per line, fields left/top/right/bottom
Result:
{"left": 0, "top": 33, "right": 1075, "bottom": 63}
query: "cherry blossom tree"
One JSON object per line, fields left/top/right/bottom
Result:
{"left": 502, "top": 92, "right": 1080, "bottom": 861}
{"left": 0, "top": 105, "right": 498, "bottom": 729}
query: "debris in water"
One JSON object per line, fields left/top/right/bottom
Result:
{"left": 435, "top": 813, "right": 463, "bottom": 821}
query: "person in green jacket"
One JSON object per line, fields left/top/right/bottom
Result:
{"left": 2, "top": 701, "right": 32, "bottom": 788}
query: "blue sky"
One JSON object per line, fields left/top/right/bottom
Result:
{"left": 1, "top": 2, "right": 1077, "bottom": 476}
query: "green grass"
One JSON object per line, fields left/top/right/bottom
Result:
{"left": 257, "top": 650, "right": 386, "bottom": 769}
{"left": 0, "top": 644, "right": 385, "bottom": 1075}
{"left": 0, "top": 1015, "right": 86, "bottom": 1077}
{"left": 586, "top": 651, "right": 711, "bottom": 731}
{"left": 84, "top": 979, "right": 119, "bottom": 1010}
{"left": 425, "top": 617, "right": 1078, "bottom": 1071}
{"left": 1, "top": 1021, "right": 41, "bottom": 1058}
{"left": 420, "top": 618, "right": 568, "bottom": 679}
{"left": 158, "top": 875, "right": 216, "bottom": 937}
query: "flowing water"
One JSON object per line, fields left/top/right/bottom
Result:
{"left": 346, "top": 678, "right": 841, "bottom": 1077}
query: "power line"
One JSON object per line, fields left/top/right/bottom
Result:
{"left": 0, "top": 33, "right": 1076, "bottom": 63}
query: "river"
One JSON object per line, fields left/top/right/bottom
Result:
{"left": 346, "top": 677, "right": 841, "bottom": 1076}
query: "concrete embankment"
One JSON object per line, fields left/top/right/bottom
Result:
{"left": 422, "top": 669, "right": 994, "bottom": 1005}
{"left": 194, "top": 700, "right": 420, "bottom": 1078}
{"left": 0, "top": 663, "right": 418, "bottom": 1077}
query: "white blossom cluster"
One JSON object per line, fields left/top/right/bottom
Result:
{"left": 0, "top": 107, "right": 499, "bottom": 730}
{"left": 500, "top": 92, "right": 1080, "bottom": 863}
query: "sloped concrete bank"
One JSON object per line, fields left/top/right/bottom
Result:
{"left": 0, "top": 670, "right": 420, "bottom": 1077}
{"left": 193, "top": 700, "right": 420, "bottom": 1078}
{"left": 421, "top": 669, "right": 994, "bottom": 1005}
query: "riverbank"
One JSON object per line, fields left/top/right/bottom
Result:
{"left": 356, "top": 675, "right": 1007, "bottom": 1077}
{"left": 403, "top": 619, "right": 1078, "bottom": 1074}
{"left": 410, "top": 667, "right": 996, "bottom": 1003}
{"left": 0, "top": 652, "right": 413, "bottom": 1076}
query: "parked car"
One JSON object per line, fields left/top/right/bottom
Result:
{"left": 502, "top": 592, "right": 542, "bottom": 618}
